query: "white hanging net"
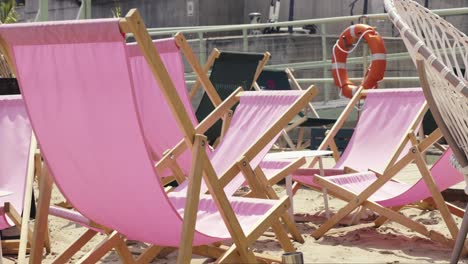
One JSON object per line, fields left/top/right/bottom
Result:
{"left": 385, "top": 0, "right": 468, "bottom": 192}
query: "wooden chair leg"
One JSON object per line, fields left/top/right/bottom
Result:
{"left": 135, "top": 245, "right": 163, "bottom": 264}
{"left": 374, "top": 206, "right": 403, "bottom": 227}
{"left": 413, "top": 150, "right": 461, "bottom": 241}
{"left": 114, "top": 237, "right": 136, "bottom": 264}
{"left": 296, "top": 127, "right": 305, "bottom": 149}
{"left": 176, "top": 135, "right": 206, "bottom": 264}
{"left": 75, "top": 231, "right": 124, "bottom": 264}
{"left": 29, "top": 164, "right": 53, "bottom": 264}
{"left": 252, "top": 166, "right": 304, "bottom": 243}
{"left": 52, "top": 229, "right": 98, "bottom": 264}
{"left": 314, "top": 174, "right": 455, "bottom": 247}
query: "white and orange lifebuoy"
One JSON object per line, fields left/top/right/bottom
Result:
{"left": 331, "top": 24, "right": 386, "bottom": 98}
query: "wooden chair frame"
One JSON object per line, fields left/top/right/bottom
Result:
{"left": 0, "top": 133, "right": 50, "bottom": 263}
{"left": 2, "top": 9, "right": 318, "bottom": 264}
{"left": 306, "top": 86, "right": 465, "bottom": 250}
{"left": 311, "top": 129, "right": 465, "bottom": 249}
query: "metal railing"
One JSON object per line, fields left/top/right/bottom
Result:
{"left": 34, "top": 1, "right": 468, "bottom": 104}
{"left": 140, "top": 7, "right": 468, "bottom": 103}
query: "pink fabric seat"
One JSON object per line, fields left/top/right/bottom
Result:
{"left": 326, "top": 148, "right": 463, "bottom": 207}
{"left": 0, "top": 19, "right": 295, "bottom": 247}
{"left": 168, "top": 193, "right": 277, "bottom": 239}
{"left": 293, "top": 88, "right": 426, "bottom": 187}
{"left": 127, "top": 39, "right": 299, "bottom": 196}
{"left": 0, "top": 95, "right": 32, "bottom": 230}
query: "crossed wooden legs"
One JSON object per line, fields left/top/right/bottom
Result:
{"left": 311, "top": 146, "right": 464, "bottom": 250}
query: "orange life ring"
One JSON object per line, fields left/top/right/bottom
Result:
{"left": 331, "top": 24, "right": 386, "bottom": 98}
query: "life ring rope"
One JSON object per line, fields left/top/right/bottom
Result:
{"left": 332, "top": 29, "right": 372, "bottom": 90}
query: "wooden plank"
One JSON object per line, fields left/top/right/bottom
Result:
{"left": 253, "top": 166, "right": 305, "bottom": 243}
{"left": 284, "top": 116, "right": 307, "bottom": 133}
{"left": 236, "top": 159, "right": 295, "bottom": 252}
{"left": 373, "top": 206, "right": 403, "bottom": 227}
{"left": 296, "top": 127, "right": 305, "bottom": 149}
{"left": 220, "top": 110, "right": 233, "bottom": 142}
{"left": 175, "top": 33, "right": 222, "bottom": 107}
{"left": 196, "top": 87, "right": 241, "bottom": 134}
{"left": 29, "top": 163, "right": 53, "bottom": 264}
{"left": 114, "top": 236, "right": 136, "bottom": 264}
{"left": 0, "top": 34, "right": 17, "bottom": 76}
{"left": 252, "top": 53, "right": 271, "bottom": 89}
{"left": 122, "top": 10, "right": 196, "bottom": 143}
{"left": 413, "top": 148, "right": 461, "bottom": 241}
{"left": 52, "top": 229, "right": 98, "bottom": 264}
{"left": 188, "top": 49, "right": 220, "bottom": 100}
{"left": 4, "top": 203, "right": 33, "bottom": 246}
{"left": 136, "top": 246, "right": 163, "bottom": 264}
{"left": 177, "top": 135, "right": 206, "bottom": 264}
{"left": 244, "top": 197, "right": 290, "bottom": 246}
{"left": 75, "top": 231, "right": 121, "bottom": 264}
{"left": 193, "top": 244, "right": 281, "bottom": 263}
{"left": 280, "top": 130, "right": 296, "bottom": 149}
{"left": 2, "top": 240, "right": 30, "bottom": 255}
{"left": 199, "top": 150, "right": 256, "bottom": 263}
{"left": 286, "top": 68, "right": 319, "bottom": 118}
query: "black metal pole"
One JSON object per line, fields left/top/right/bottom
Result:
{"left": 363, "top": 0, "right": 368, "bottom": 15}
{"left": 288, "top": 0, "right": 294, "bottom": 33}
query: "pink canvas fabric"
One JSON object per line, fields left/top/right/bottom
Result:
{"left": 0, "top": 95, "right": 32, "bottom": 230}
{"left": 0, "top": 19, "right": 279, "bottom": 247}
{"left": 127, "top": 39, "right": 302, "bottom": 196}
{"left": 207, "top": 90, "right": 304, "bottom": 195}
{"left": 127, "top": 39, "right": 196, "bottom": 177}
{"left": 325, "top": 148, "right": 463, "bottom": 207}
{"left": 293, "top": 88, "right": 426, "bottom": 187}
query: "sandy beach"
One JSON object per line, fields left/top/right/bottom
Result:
{"left": 3, "top": 157, "right": 466, "bottom": 264}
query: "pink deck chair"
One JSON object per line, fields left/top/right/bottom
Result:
{"left": 311, "top": 144, "right": 464, "bottom": 249}
{"left": 127, "top": 38, "right": 300, "bottom": 196}
{"left": 0, "top": 14, "right": 313, "bottom": 263}
{"left": 43, "top": 35, "right": 305, "bottom": 263}
{"left": 301, "top": 91, "right": 462, "bottom": 247}
{"left": 323, "top": 147, "right": 462, "bottom": 207}
{"left": 0, "top": 95, "right": 36, "bottom": 261}
{"left": 293, "top": 88, "right": 428, "bottom": 187}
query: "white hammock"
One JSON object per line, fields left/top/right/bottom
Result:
{"left": 384, "top": 1, "right": 468, "bottom": 262}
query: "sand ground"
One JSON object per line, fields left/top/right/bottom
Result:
{"left": 2, "top": 157, "right": 467, "bottom": 263}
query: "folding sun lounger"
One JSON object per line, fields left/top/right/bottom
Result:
{"left": 384, "top": 0, "right": 468, "bottom": 261}
{"left": 290, "top": 88, "right": 464, "bottom": 248}
{"left": 27, "top": 31, "right": 308, "bottom": 264}
{"left": 127, "top": 35, "right": 306, "bottom": 246}
{"left": 292, "top": 87, "right": 433, "bottom": 183}
{"left": 0, "top": 10, "right": 316, "bottom": 263}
